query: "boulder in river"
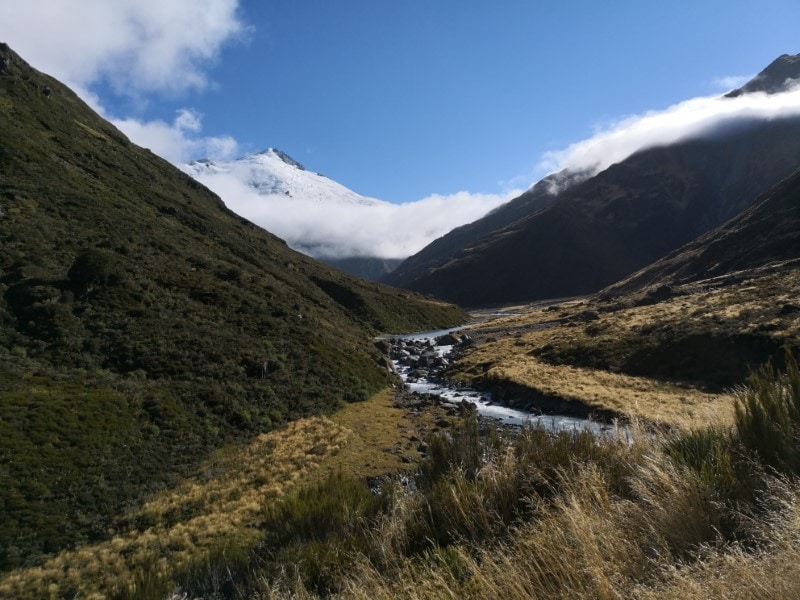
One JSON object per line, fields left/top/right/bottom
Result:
{"left": 436, "top": 332, "right": 462, "bottom": 346}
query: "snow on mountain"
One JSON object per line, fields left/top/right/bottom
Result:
{"left": 182, "top": 148, "right": 402, "bottom": 279}
{"left": 184, "top": 148, "right": 388, "bottom": 207}
{"left": 182, "top": 147, "right": 517, "bottom": 280}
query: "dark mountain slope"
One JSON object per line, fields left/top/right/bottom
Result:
{"left": 726, "top": 53, "right": 800, "bottom": 96}
{"left": 385, "top": 54, "right": 800, "bottom": 307}
{"left": 0, "top": 44, "right": 464, "bottom": 569}
{"left": 385, "top": 170, "right": 581, "bottom": 288}
{"left": 323, "top": 256, "right": 404, "bottom": 280}
{"left": 604, "top": 167, "right": 800, "bottom": 295}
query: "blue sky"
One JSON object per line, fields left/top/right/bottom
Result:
{"left": 3, "top": 1, "right": 800, "bottom": 204}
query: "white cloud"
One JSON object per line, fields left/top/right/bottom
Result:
{"left": 0, "top": 1, "right": 246, "bottom": 165}
{"left": 112, "top": 109, "right": 239, "bottom": 164}
{"left": 0, "top": 0, "right": 247, "bottom": 96}
{"left": 188, "top": 171, "right": 519, "bottom": 259}
{"left": 539, "top": 86, "right": 800, "bottom": 176}
{"left": 712, "top": 74, "right": 754, "bottom": 91}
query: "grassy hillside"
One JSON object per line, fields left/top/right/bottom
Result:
{"left": 445, "top": 265, "right": 800, "bottom": 430}
{"left": 0, "top": 43, "right": 465, "bottom": 570}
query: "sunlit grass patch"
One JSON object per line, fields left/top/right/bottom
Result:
{"left": 326, "top": 388, "right": 421, "bottom": 479}
{"left": 453, "top": 270, "right": 800, "bottom": 428}
{"left": 0, "top": 416, "right": 350, "bottom": 599}
{"left": 455, "top": 336, "right": 734, "bottom": 428}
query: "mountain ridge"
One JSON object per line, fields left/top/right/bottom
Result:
{"left": 385, "top": 55, "right": 800, "bottom": 307}
{"left": 602, "top": 166, "right": 800, "bottom": 296}
{"left": 726, "top": 52, "right": 800, "bottom": 97}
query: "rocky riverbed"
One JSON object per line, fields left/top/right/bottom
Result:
{"left": 388, "top": 329, "right": 613, "bottom": 434}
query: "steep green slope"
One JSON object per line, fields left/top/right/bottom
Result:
{"left": 0, "top": 43, "right": 465, "bottom": 569}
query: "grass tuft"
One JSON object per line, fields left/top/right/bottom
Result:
{"left": 735, "top": 350, "right": 800, "bottom": 476}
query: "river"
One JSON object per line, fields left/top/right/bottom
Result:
{"left": 390, "top": 327, "right": 615, "bottom": 434}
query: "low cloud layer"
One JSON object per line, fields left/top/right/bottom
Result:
{"left": 0, "top": 0, "right": 246, "bottom": 96}
{"left": 190, "top": 171, "right": 519, "bottom": 259}
{"left": 540, "top": 85, "right": 800, "bottom": 176}
{"left": 184, "top": 81, "right": 800, "bottom": 262}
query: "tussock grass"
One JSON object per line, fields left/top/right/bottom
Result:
{"left": 0, "top": 417, "right": 350, "bottom": 599}
{"left": 735, "top": 351, "right": 800, "bottom": 475}
{"left": 8, "top": 360, "right": 800, "bottom": 598}
{"left": 169, "top": 359, "right": 800, "bottom": 599}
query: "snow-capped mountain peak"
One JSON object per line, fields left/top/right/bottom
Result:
{"left": 263, "top": 148, "right": 305, "bottom": 170}
{"left": 184, "top": 148, "right": 385, "bottom": 207}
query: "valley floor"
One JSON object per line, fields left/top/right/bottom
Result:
{"left": 0, "top": 388, "right": 459, "bottom": 598}
{"left": 5, "top": 264, "right": 800, "bottom": 598}
{"left": 454, "top": 262, "right": 800, "bottom": 429}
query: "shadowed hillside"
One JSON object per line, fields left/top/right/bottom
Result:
{"left": 604, "top": 167, "right": 800, "bottom": 295}
{"left": 0, "top": 43, "right": 465, "bottom": 570}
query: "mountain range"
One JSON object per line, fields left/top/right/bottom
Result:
{"left": 385, "top": 53, "right": 800, "bottom": 306}
{"left": 6, "top": 37, "right": 800, "bottom": 594}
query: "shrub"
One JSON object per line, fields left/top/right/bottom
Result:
{"left": 260, "top": 471, "right": 387, "bottom": 547}
{"left": 418, "top": 413, "right": 483, "bottom": 487}
{"left": 67, "top": 249, "right": 125, "bottom": 288}
{"left": 664, "top": 426, "right": 753, "bottom": 502}
{"left": 735, "top": 351, "right": 800, "bottom": 476}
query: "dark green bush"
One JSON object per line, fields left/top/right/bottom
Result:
{"left": 419, "top": 413, "right": 483, "bottom": 487}
{"left": 261, "top": 471, "right": 386, "bottom": 547}
{"left": 67, "top": 249, "right": 125, "bottom": 288}
{"left": 666, "top": 428, "right": 737, "bottom": 489}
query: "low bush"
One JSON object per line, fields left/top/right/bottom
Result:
{"left": 735, "top": 351, "right": 800, "bottom": 476}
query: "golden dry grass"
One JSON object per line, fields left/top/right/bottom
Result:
{"left": 0, "top": 416, "right": 350, "bottom": 598}
{"left": 301, "top": 438, "right": 800, "bottom": 600}
{"left": 253, "top": 427, "right": 795, "bottom": 600}
{"left": 457, "top": 336, "right": 734, "bottom": 428}
{"left": 452, "top": 270, "right": 800, "bottom": 429}
{"left": 324, "top": 388, "right": 420, "bottom": 479}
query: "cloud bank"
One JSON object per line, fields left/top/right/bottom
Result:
{"left": 182, "top": 79, "right": 800, "bottom": 262}
{"left": 539, "top": 85, "right": 800, "bottom": 176}
{"left": 190, "top": 171, "right": 519, "bottom": 259}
